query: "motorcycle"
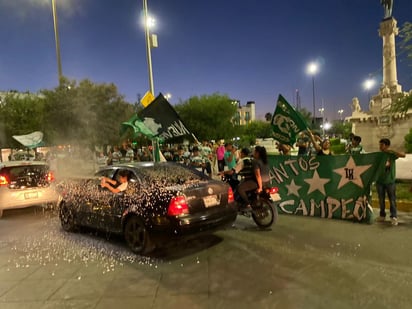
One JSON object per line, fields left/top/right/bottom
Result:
{"left": 222, "top": 174, "right": 280, "bottom": 229}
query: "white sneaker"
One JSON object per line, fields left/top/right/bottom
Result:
{"left": 391, "top": 217, "right": 398, "bottom": 226}
{"left": 376, "top": 216, "right": 385, "bottom": 222}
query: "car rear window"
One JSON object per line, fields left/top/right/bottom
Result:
{"left": 1, "top": 164, "right": 50, "bottom": 188}
{"left": 139, "top": 163, "right": 206, "bottom": 185}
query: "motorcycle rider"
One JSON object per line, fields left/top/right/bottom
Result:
{"left": 237, "top": 146, "right": 271, "bottom": 210}
{"left": 220, "top": 147, "right": 254, "bottom": 207}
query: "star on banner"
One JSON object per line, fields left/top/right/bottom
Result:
{"left": 304, "top": 170, "right": 330, "bottom": 196}
{"left": 333, "top": 156, "right": 372, "bottom": 189}
{"left": 285, "top": 179, "right": 302, "bottom": 197}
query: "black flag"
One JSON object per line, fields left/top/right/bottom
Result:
{"left": 138, "top": 93, "right": 192, "bottom": 140}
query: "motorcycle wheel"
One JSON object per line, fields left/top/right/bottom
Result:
{"left": 59, "top": 201, "right": 77, "bottom": 232}
{"left": 251, "top": 199, "right": 278, "bottom": 228}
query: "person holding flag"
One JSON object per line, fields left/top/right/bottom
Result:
{"left": 375, "top": 138, "right": 405, "bottom": 226}
{"left": 308, "top": 131, "right": 333, "bottom": 156}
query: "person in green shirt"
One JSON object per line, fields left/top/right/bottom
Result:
{"left": 224, "top": 142, "right": 237, "bottom": 170}
{"left": 346, "top": 135, "right": 364, "bottom": 155}
{"left": 375, "top": 138, "right": 405, "bottom": 226}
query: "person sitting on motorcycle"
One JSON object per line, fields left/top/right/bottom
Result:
{"left": 237, "top": 146, "right": 271, "bottom": 210}
{"left": 219, "top": 147, "right": 253, "bottom": 189}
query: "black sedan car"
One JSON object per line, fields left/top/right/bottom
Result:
{"left": 58, "top": 162, "right": 237, "bottom": 254}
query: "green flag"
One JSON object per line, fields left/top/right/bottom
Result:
{"left": 271, "top": 94, "right": 309, "bottom": 146}
{"left": 120, "top": 114, "right": 155, "bottom": 138}
{"left": 268, "top": 152, "right": 387, "bottom": 223}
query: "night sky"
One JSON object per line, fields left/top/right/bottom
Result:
{"left": 1, "top": 0, "right": 411, "bottom": 121}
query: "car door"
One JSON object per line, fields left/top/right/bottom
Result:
{"left": 78, "top": 168, "right": 117, "bottom": 229}
{"left": 101, "top": 169, "right": 141, "bottom": 233}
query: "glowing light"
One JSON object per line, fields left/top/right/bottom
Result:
{"left": 363, "top": 78, "right": 375, "bottom": 91}
{"left": 307, "top": 62, "right": 318, "bottom": 75}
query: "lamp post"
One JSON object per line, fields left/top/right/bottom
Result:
{"left": 307, "top": 62, "right": 318, "bottom": 127}
{"left": 318, "top": 107, "right": 325, "bottom": 136}
{"left": 338, "top": 109, "right": 344, "bottom": 121}
{"left": 323, "top": 122, "right": 332, "bottom": 136}
{"left": 51, "top": 0, "right": 62, "bottom": 83}
{"left": 143, "top": 0, "right": 156, "bottom": 95}
{"left": 363, "top": 78, "right": 375, "bottom": 103}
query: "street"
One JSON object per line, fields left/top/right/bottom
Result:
{"left": 0, "top": 207, "right": 412, "bottom": 309}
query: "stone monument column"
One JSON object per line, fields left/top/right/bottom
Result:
{"left": 379, "top": 17, "right": 402, "bottom": 93}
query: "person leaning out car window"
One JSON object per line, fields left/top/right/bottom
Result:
{"left": 100, "top": 170, "right": 129, "bottom": 193}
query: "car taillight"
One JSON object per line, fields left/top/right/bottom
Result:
{"left": 0, "top": 175, "right": 8, "bottom": 186}
{"left": 46, "top": 171, "right": 55, "bottom": 182}
{"left": 228, "top": 187, "right": 234, "bottom": 203}
{"left": 167, "top": 196, "right": 189, "bottom": 216}
{"left": 269, "top": 187, "right": 279, "bottom": 194}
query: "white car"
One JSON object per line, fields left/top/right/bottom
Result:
{"left": 0, "top": 161, "right": 60, "bottom": 218}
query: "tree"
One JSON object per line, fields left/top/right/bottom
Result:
{"left": 264, "top": 112, "right": 272, "bottom": 122}
{"left": 399, "top": 22, "right": 412, "bottom": 66}
{"left": 0, "top": 93, "right": 46, "bottom": 148}
{"left": 174, "top": 93, "right": 238, "bottom": 141}
{"left": 296, "top": 107, "right": 313, "bottom": 127}
{"left": 330, "top": 120, "right": 352, "bottom": 138}
{"left": 236, "top": 120, "right": 273, "bottom": 147}
{"left": 41, "top": 77, "right": 134, "bottom": 147}
{"left": 390, "top": 92, "right": 412, "bottom": 115}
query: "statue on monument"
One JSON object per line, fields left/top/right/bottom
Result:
{"left": 351, "top": 97, "right": 362, "bottom": 113}
{"left": 380, "top": 0, "right": 393, "bottom": 19}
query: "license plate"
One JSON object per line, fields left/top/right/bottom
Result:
{"left": 24, "top": 192, "right": 38, "bottom": 199}
{"left": 270, "top": 193, "right": 281, "bottom": 202}
{"left": 203, "top": 195, "right": 219, "bottom": 207}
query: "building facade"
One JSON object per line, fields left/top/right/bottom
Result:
{"left": 233, "top": 100, "right": 256, "bottom": 125}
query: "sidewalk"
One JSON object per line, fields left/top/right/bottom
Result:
{"left": 371, "top": 200, "right": 412, "bottom": 212}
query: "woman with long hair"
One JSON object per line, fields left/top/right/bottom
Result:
{"left": 237, "top": 146, "right": 271, "bottom": 209}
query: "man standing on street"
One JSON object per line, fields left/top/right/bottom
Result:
{"left": 376, "top": 138, "right": 405, "bottom": 226}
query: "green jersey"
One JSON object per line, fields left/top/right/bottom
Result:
{"left": 376, "top": 152, "right": 398, "bottom": 184}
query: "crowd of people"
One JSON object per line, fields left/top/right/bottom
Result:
{"left": 90, "top": 134, "right": 409, "bottom": 226}
{"left": 97, "top": 140, "right": 272, "bottom": 211}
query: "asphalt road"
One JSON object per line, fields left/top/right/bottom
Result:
{"left": 0, "top": 207, "right": 412, "bottom": 309}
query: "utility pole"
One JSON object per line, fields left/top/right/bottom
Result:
{"left": 51, "top": 0, "right": 63, "bottom": 83}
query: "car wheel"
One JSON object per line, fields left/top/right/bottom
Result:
{"left": 124, "top": 216, "right": 154, "bottom": 255}
{"left": 59, "top": 202, "right": 77, "bottom": 232}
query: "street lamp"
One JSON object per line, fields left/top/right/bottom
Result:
{"left": 142, "top": 0, "right": 158, "bottom": 96}
{"left": 51, "top": 0, "right": 62, "bottom": 83}
{"left": 338, "top": 109, "right": 344, "bottom": 121}
{"left": 318, "top": 107, "right": 325, "bottom": 136}
{"left": 323, "top": 122, "right": 332, "bottom": 136}
{"left": 363, "top": 78, "right": 375, "bottom": 103}
{"left": 307, "top": 62, "right": 319, "bottom": 127}
{"left": 164, "top": 93, "right": 172, "bottom": 100}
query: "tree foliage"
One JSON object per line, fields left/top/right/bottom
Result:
{"left": 330, "top": 121, "right": 352, "bottom": 138}
{"left": 0, "top": 77, "right": 135, "bottom": 149}
{"left": 297, "top": 107, "right": 313, "bottom": 127}
{"left": 234, "top": 120, "right": 273, "bottom": 147}
{"left": 390, "top": 92, "right": 412, "bottom": 115}
{"left": 390, "top": 22, "right": 412, "bottom": 115}
{"left": 399, "top": 22, "right": 412, "bottom": 66}
{"left": 0, "top": 93, "right": 46, "bottom": 147}
{"left": 174, "top": 93, "right": 238, "bottom": 141}
{"left": 41, "top": 77, "right": 134, "bottom": 147}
